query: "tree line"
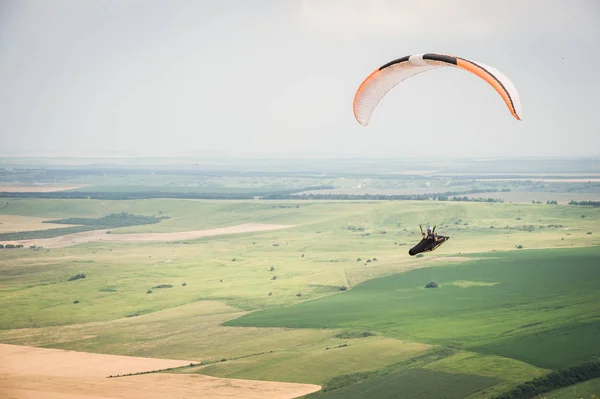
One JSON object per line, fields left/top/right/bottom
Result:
{"left": 265, "top": 188, "right": 509, "bottom": 201}
{"left": 569, "top": 201, "right": 600, "bottom": 207}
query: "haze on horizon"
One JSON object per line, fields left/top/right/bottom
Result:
{"left": 1, "top": 0, "right": 599, "bottom": 159}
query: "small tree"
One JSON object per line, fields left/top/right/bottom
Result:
{"left": 425, "top": 282, "right": 439, "bottom": 288}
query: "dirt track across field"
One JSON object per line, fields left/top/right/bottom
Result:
{"left": 0, "top": 223, "right": 294, "bottom": 248}
{"left": 0, "top": 344, "right": 322, "bottom": 399}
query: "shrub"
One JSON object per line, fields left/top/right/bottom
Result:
{"left": 334, "top": 331, "right": 375, "bottom": 339}
{"left": 147, "top": 290, "right": 153, "bottom": 294}
{"left": 152, "top": 284, "right": 172, "bottom": 289}
{"left": 516, "top": 244, "right": 523, "bottom": 249}
{"left": 182, "top": 282, "right": 187, "bottom": 286}
{"left": 425, "top": 281, "right": 439, "bottom": 288}
{"left": 73, "top": 300, "right": 79, "bottom": 304}
{"left": 68, "top": 273, "right": 86, "bottom": 281}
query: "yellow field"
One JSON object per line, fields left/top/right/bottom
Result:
{"left": 0, "top": 343, "right": 321, "bottom": 399}
{"left": 0, "top": 214, "right": 78, "bottom": 233}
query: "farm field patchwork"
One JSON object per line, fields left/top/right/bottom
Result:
{"left": 1, "top": 197, "right": 599, "bottom": 398}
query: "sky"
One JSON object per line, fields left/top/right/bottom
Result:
{"left": 1, "top": 0, "right": 599, "bottom": 159}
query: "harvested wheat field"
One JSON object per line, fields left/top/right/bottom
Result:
{"left": 0, "top": 344, "right": 321, "bottom": 399}
{"left": 0, "top": 223, "right": 294, "bottom": 248}
{"left": 0, "top": 215, "right": 79, "bottom": 233}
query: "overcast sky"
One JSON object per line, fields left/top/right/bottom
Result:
{"left": 1, "top": 0, "right": 599, "bottom": 158}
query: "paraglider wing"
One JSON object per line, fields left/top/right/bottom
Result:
{"left": 353, "top": 53, "right": 522, "bottom": 126}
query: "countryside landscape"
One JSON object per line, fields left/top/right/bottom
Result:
{"left": 2, "top": 1, "right": 600, "bottom": 397}
{"left": 1, "top": 156, "right": 599, "bottom": 398}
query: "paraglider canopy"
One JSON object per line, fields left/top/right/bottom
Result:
{"left": 353, "top": 53, "right": 522, "bottom": 126}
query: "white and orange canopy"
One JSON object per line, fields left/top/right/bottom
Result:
{"left": 353, "top": 53, "right": 522, "bottom": 126}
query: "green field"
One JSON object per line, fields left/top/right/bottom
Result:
{"left": 307, "top": 368, "right": 501, "bottom": 399}
{"left": 225, "top": 247, "right": 600, "bottom": 367}
{"left": 1, "top": 181, "right": 599, "bottom": 398}
{"left": 544, "top": 377, "right": 600, "bottom": 398}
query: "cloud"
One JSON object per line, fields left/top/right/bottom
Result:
{"left": 298, "top": 0, "right": 600, "bottom": 41}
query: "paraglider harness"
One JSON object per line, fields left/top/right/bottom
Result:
{"left": 408, "top": 225, "right": 449, "bottom": 256}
